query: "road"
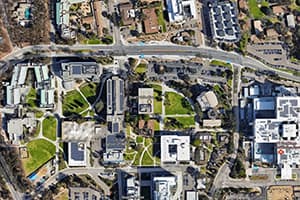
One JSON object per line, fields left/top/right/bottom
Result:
{"left": 1, "top": 44, "right": 300, "bottom": 82}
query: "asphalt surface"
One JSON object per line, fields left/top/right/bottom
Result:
{"left": 1, "top": 43, "right": 300, "bottom": 82}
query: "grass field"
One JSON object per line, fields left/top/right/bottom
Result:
{"left": 248, "top": 0, "right": 265, "bottom": 19}
{"left": 165, "top": 116, "right": 195, "bottom": 130}
{"left": 42, "top": 116, "right": 57, "bottom": 141}
{"left": 151, "top": 84, "right": 163, "bottom": 114}
{"left": 141, "top": 151, "right": 154, "bottom": 166}
{"left": 63, "top": 90, "right": 89, "bottom": 116}
{"left": 165, "top": 92, "right": 193, "bottom": 115}
{"left": 135, "top": 63, "right": 147, "bottom": 74}
{"left": 80, "top": 82, "right": 97, "bottom": 104}
{"left": 22, "top": 139, "right": 56, "bottom": 176}
{"left": 26, "top": 87, "right": 38, "bottom": 108}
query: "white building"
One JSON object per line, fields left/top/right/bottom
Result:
{"left": 152, "top": 176, "right": 176, "bottom": 200}
{"left": 68, "top": 142, "right": 87, "bottom": 167}
{"left": 197, "top": 91, "right": 218, "bottom": 111}
{"left": 161, "top": 135, "right": 190, "bottom": 164}
{"left": 166, "top": 0, "right": 197, "bottom": 23}
{"left": 253, "top": 96, "right": 300, "bottom": 171}
{"left": 138, "top": 88, "right": 154, "bottom": 114}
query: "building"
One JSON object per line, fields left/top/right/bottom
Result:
{"left": 209, "top": 1, "right": 241, "bottom": 42}
{"left": 7, "top": 115, "right": 37, "bottom": 145}
{"left": 61, "top": 62, "right": 101, "bottom": 89}
{"left": 107, "top": 76, "right": 124, "bottom": 116}
{"left": 69, "top": 187, "right": 103, "bottom": 200}
{"left": 138, "top": 88, "right": 154, "bottom": 114}
{"left": 56, "top": 0, "right": 86, "bottom": 38}
{"left": 152, "top": 176, "right": 177, "bottom": 200}
{"left": 253, "top": 20, "right": 263, "bottom": 34}
{"left": 272, "top": 5, "right": 285, "bottom": 16}
{"left": 196, "top": 91, "right": 218, "bottom": 111}
{"left": 119, "top": 2, "right": 135, "bottom": 26}
{"left": 68, "top": 142, "right": 87, "bottom": 166}
{"left": 12, "top": 1, "right": 32, "bottom": 26}
{"left": 166, "top": 0, "right": 197, "bottom": 23}
{"left": 203, "top": 119, "right": 222, "bottom": 127}
{"left": 118, "top": 171, "right": 140, "bottom": 200}
{"left": 185, "top": 191, "right": 199, "bottom": 200}
{"left": 5, "top": 63, "right": 55, "bottom": 108}
{"left": 286, "top": 14, "right": 295, "bottom": 28}
{"left": 161, "top": 135, "right": 190, "bottom": 164}
{"left": 103, "top": 133, "right": 125, "bottom": 164}
{"left": 142, "top": 8, "right": 159, "bottom": 34}
{"left": 253, "top": 96, "right": 300, "bottom": 173}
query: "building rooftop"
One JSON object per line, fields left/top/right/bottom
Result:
{"left": 161, "top": 135, "right": 190, "bottom": 163}
{"left": 209, "top": 1, "right": 241, "bottom": 42}
{"left": 153, "top": 176, "right": 176, "bottom": 200}
{"left": 143, "top": 7, "right": 159, "bottom": 34}
{"left": 119, "top": 2, "right": 135, "bottom": 26}
{"left": 138, "top": 88, "right": 154, "bottom": 114}
{"left": 68, "top": 142, "right": 87, "bottom": 167}
{"left": 166, "top": 0, "right": 196, "bottom": 23}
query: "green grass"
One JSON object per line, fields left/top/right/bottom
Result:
{"left": 141, "top": 151, "right": 154, "bottom": 166}
{"left": 22, "top": 139, "right": 56, "bottom": 176}
{"left": 87, "top": 39, "right": 101, "bottom": 44}
{"left": 144, "top": 138, "right": 153, "bottom": 147}
{"left": 63, "top": 90, "right": 89, "bottom": 116}
{"left": 136, "top": 136, "right": 144, "bottom": 143}
{"left": 156, "top": 7, "right": 166, "bottom": 32}
{"left": 135, "top": 63, "right": 147, "bottom": 74}
{"left": 164, "top": 92, "right": 193, "bottom": 115}
{"left": 154, "top": 120, "right": 160, "bottom": 131}
{"left": 210, "top": 60, "right": 232, "bottom": 69}
{"left": 34, "top": 110, "right": 44, "bottom": 118}
{"left": 80, "top": 82, "right": 97, "bottom": 104}
{"left": 248, "top": 0, "right": 265, "bottom": 19}
{"left": 26, "top": 87, "right": 38, "bottom": 108}
{"left": 124, "top": 152, "right": 136, "bottom": 161}
{"left": 33, "top": 121, "right": 41, "bottom": 138}
{"left": 151, "top": 84, "right": 163, "bottom": 114}
{"left": 164, "top": 116, "right": 195, "bottom": 130}
{"left": 42, "top": 116, "right": 57, "bottom": 141}
{"left": 174, "top": 116, "right": 195, "bottom": 127}
{"left": 133, "top": 149, "right": 143, "bottom": 166}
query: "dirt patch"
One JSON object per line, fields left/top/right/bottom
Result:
{"left": 267, "top": 186, "right": 294, "bottom": 200}
{"left": 0, "top": 19, "right": 13, "bottom": 58}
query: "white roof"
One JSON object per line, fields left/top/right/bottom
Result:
{"left": 287, "top": 14, "right": 295, "bottom": 28}
{"left": 166, "top": 0, "right": 196, "bottom": 22}
{"left": 62, "top": 121, "right": 95, "bottom": 141}
{"left": 282, "top": 124, "right": 297, "bottom": 138}
{"left": 161, "top": 135, "right": 190, "bottom": 163}
{"left": 281, "top": 163, "right": 292, "bottom": 180}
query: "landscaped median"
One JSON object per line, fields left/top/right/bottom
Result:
{"left": 22, "top": 139, "right": 56, "bottom": 176}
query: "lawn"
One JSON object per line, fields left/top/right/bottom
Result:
{"left": 62, "top": 90, "right": 89, "bottom": 116}
{"left": 151, "top": 84, "right": 163, "bottom": 114}
{"left": 26, "top": 87, "right": 38, "bottom": 108}
{"left": 80, "top": 82, "right": 98, "bottom": 104}
{"left": 174, "top": 116, "right": 195, "bottom": 127}
{"left": 87, "top": 39, "right": 101, "bottom": 44}
{"left": 164, "top": 92, "right": 193, "bottom": 115}
{"left": 141, "top": 151, "right": 154, "bottom": 166}
{"left": 135, "top": 63, "right": 147, "bottom": 74}
{"left": 156, "top": 7, "right": 166, "bottom": 32}
{"left": 154, "top": 120, "right": 160, "bottom": 131}
{"left": 210, "top": 60, "right": 232, "bottom": 69}
{"left": 42, "top": 116, "right": 57, "bottom": 141}
{"left": 22, "top": 139, "right": 56, "bottom": 176}
{"left": 164, "top": 116, "right": 195, "bottom": 130}
{"left": 136, "top": 136, "right": 144, "bottom": 143}
{"left": 248, "top": 0, "right": 265, "bottom": 19}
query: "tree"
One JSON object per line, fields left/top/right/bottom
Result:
{"left": 260, "top": 6, "right": 272, "bottom": 15}
{"left": 297, "top": 0, "right": 300, "bottom": 6}
{"left": 192, "top": 139, "right": 201, "bottom": 147}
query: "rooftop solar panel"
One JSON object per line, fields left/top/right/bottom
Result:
{"left": 70, "top": 143, "right": 84, "bottom": 161}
